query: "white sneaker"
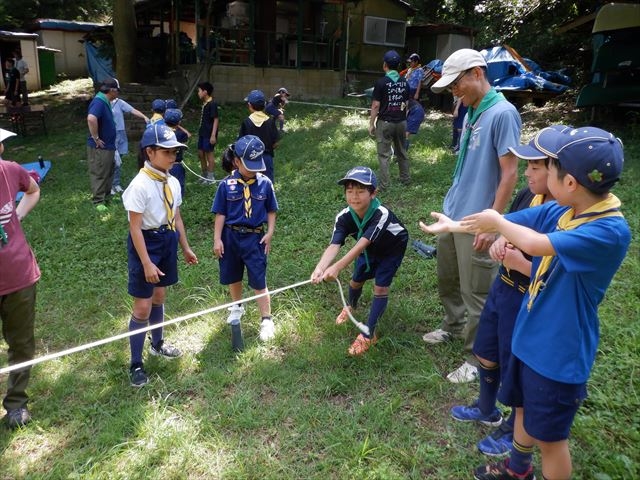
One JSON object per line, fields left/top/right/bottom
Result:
{"left": 422, "top": 328, "right": 451, "bottom": 344}
{"left": 259, "top": 318, "right": 275, "bottom": 342}
{"left": 447, "top": 361, "right": 479, "bottom": 383}
{"left": 110, "top": 188, "right": 116, "bottom": 195}
{"left": 227, "top": 305, "right": 245, "bottom": 325}
{"left": 114, "top": 185, "right": 124, "bottom": 193}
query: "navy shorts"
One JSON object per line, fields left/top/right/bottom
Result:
{"left": 265, "top": 104, "right": 282, "bottom": 117}
{"left": 197, "top": 135, "right": 216, "bottom": 152}
{"left": 498, "top": 355, "right": 587, "bottom": 442}
{"left": 472, "top": 277, "right": 525, "bottom": 378}
{"left": 128, "top": 228, "right": 180, "bottom": 298}
{"left": 352, "top": 249, "right": 406, "bottom": 288}
{"left": 406, "top": 107, "right": 425, "bottom": 134}
{"left": 219, "top": 226, "right": 267, "bottom": 289}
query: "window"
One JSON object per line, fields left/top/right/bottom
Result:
{"left": 363, "top": 16, "right": 406, "bottom": 47}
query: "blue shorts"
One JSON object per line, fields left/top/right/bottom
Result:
{"left": 127, "top": 228, "right": 180, "bottom": 298}
{"left": 352, "top": 250, "right": 406, "bottom": 288}
{"left": 498, "top": 355, "right": 587, "bottom": 442}
{"left": 219, "top": 225, "right": 267, "bottom": 289}
{"left": 265, "top": 104, "right": 282, "bottom": 117}
{"left": 198, "top": 135, "right": 216, "bottom": 152}
{"left": 473, "top": 277, "right": 525, "bottom": 377}
{"left": 406, "top": 106, "right": 425, "bottom": 134}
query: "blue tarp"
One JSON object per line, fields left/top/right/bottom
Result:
{"left": 84, "top": 41, "right": 115, "bottom": 85}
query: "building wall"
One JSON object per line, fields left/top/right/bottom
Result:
{"left": 19, "top": 39, "right": 41, "bottom": 91}
{"left": 39, "top": 30, "right": 88, "bottom": 78}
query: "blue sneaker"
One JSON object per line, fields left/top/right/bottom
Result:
{"left": 451, "top": 401, "right": 502, "bottom": 427}
{"left": 478, "top": 423, "right": 514, "bottom": 456}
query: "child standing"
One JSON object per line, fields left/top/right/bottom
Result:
{"left": 461, "top": 126, "right": 630, "bottom": 480}
{"left": 197, "top": 81, "right": 219, "bottom": 184}
{"left": 150, "top": 99, "right": 166, "bottom": 124}
{"left": 0, "top": 128, "right": 41, "bottom": 428}
{"left": 3, "top": 59, "right": 20, "bottom": 106}
{"left": 164, "top": 108, "right": 191, "bottom": 199}
{"left": 111, "top": 97, "right": 149, "bottom": 194}
{"left": 420, "top": 126, "right": 565, "bottom": 457}
{"left": 211, "top": 136, "right": 278, "bottom": 349}
{"left": 311, "top": 166, "right": 408, "bottom": 356}
{"left": 122, "top": 123, "right": 198, "bottom": 387}
{"left": 239, "top": 89, "right": 280, "bottom": 183}
{"left": 265, "top": 87, "right": 290, "bottom": 132}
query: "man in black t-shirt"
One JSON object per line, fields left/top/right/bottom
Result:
{"left": 368, "top": 50, "right": 410, "bottom": 190}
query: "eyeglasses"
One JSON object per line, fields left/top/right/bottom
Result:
{"left": 447, "top": 69, "right": 473, "bottom": 92}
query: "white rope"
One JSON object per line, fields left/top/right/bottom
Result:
{"left": 334, "top": 278, "right": 370, "bottom": 336}
{"left": 0, "top": 279, "right": 313, "bottom": 376}
{"left": 288, "top": 100, "right": 370, "bottom": 111}
{"left": 180, "top": 155, "right": 213, "bottom": 182}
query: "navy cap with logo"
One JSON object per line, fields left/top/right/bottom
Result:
{"left": 165, "top": 99, "right": 178, "bottom": 109}
{"left": 508, "top": 125, "right": 573, "bottom": 160}
{"left": 383, "top": 50, "right": 402, "bottom": 69}
{"left": 234, "top": 135, "right": 266, "bottom": 172}
{"left": 141, "top": 123, "right": 188, "bottom": 149}
{"left": 244, "top": 89, "right": 266, "bottom": 105}
{"left": 337, "top": 166, "right": 378, "bottom": 189}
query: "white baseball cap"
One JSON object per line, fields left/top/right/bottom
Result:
{"left": 431, "top": 49, "right": 487, "bottom": 93}
{"left": 0, "top": 128, "right": 17, "bottom": 143}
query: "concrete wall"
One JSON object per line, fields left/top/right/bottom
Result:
{"left": 19, "top": 39, "right": 41, "bottom": 91}
{"left": 171, "top": 64, "right": 344, "bottom": 103}
{"left": 39, "top": 30, "right": 87, "bottom": 77}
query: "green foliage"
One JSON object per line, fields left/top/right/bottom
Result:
{"left": 0, "top": 83, "right": 638, "bottom": 479}
{"left": 0, "top": 0, "right": 112, "bottom": 29}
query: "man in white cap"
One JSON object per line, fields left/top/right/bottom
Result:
{"left": 423, "top": 49, "right": 521, "bottom": 383}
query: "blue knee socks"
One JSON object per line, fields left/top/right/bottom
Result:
{"left": 348, "top": 285, "right": 363, "bottom": 309}
{"left": 129, "top": 316, "right": 148, "bottom": 366}
{"left": 478, "top": 363, "right": 500, "bottom": 414}
{"left": 508, "top": 440, "right": 534, "bottom": 475}
{"left": 366, "top": 294, "right": 388, "bottom": 338}
{"left": 149, "top": 304, "right": 164, "bottom": 346}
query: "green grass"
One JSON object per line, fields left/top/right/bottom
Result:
{"left": 0, "top": 82, "right": 638, "bottom": 479}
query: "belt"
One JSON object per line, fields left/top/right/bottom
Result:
{"left": 499, "top": 273, "right": 528, "bottom": 294}
{"left": 144, "top": 225, "right": 170, "bottom": 232}
{"left": 229, "top": 224, "right": 264, "bottom": 234}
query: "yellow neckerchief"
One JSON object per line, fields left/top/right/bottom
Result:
{"left": 527, "top": 193, "right": 623, "bottom": 311}
{"left": 249, "top": 110, "right": 270, "bottom": 127}
{"left": 141, "top": 164, "right": 175, "bottom": 231}
{"left": 529, "top": 194, "right": 545, "bottom": 207}
{"left": 236, "top": 176, "right": 256, "bottom": 218}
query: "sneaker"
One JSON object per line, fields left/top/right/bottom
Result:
{"left": 129, "top": 364, "right": 149, "bottom": 388}
{"left": 259, "top": 318, "right": 275, "bottom": 342}
{"left": 348, "top": 333, "right": 378, "bottom": 356}
{"left": 149, "top": 339, "right": 183, "bottom": 358}
{"left": 335, "top": 306, "right": 352, "bottom": 325}
{"left": 474, "top": 459, "right": 536, "bottom": 480}
{"left": 478, "top": 423, "right": 514, "bottom": 457}
{"left": 451, "top": 401, "right": 503, "bottom": 427}
{"left": 227, "top": 304, "right": 245, "bottom": 325}
{"left": 5, "top": 407, "right": 32, "bottom": 429}
{"left": 95, "top": 204, "right": 108, "bottom": 213}
{"left": 447, "top": 361, "right": 479, "bottom": 383}
{"left": 110, "top": 188, "right": 117, "bottom": 195}
{"left": 422, "top": 328, "right": 451, "bottom": 344}
{"left": 114, "top": 185, "right": 124, "bottom": 193}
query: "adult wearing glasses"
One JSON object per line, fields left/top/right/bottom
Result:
{"left": 423, "top": 49, "right": 521, "bottom": 383}
{"left": 87, "top": 77, "right": 120, "bottom": 212}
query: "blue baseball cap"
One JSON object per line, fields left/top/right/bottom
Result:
{"left": 508, "top": 125, "right": 573, "bottom": 160}
{"left": 151, "top": 99, "right": 166, "bottom": 112}
{"left": 163, "top": 108, "right": 183, "bottom": 125}
{"left": 337, "top": 166, "right": 378, "bottom": 189}
{"left": 141, "top": 123, "right": 188, "bottom": 149}
{"left": 383, "top": 50, "right": 402, "bottom": 68}
{"left": 165, "top": 99, "right": 178, "bottom": 109}
{"left": 244, "top": 89, "right": 266, "bottom": 105}
{"left": 234, "top": 135, "right": 266, "bottom": 172}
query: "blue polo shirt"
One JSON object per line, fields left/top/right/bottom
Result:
{"left": 87, "top": 94, "right": 116, "bottom": 150}
{"left": 211, "top": 171, "right": 278, "bottom": 227}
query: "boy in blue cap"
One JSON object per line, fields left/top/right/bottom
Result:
{"left": 311, "top": 166, "right": 408, "bottom": 355}
{"left": 150, "top": 99, "right": 166, "bottom": 124}
{"left": 460, "top": 126, "right": 631, "bottom": 480}
{"left": 122, "top": 123, "right": 199, "bottom": 387}
{"left": 212, "top": 135, "right": 278, "bottom": 349}
{"left": 240, "top": 89, "right": 280, "bottom": 183}
{"left": 164, "top": 108, "right": 191, "bottom": 199}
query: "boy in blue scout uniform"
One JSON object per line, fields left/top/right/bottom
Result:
{"left": 311, "top": 166, "right": 408, "bottom": 356}
{"left": 240, "top": 90, "right": 280, "bottom": 183}
{"left": 122, "top": 123, "right": 199, "bottom": 387}
{"left": 164, "top": 108, "right": 191, "bottom": 199}
{"left": 460, "top": 126, "right": 631, "bottom": 480}
{"left": 420, "top": 126, "right": 564, "bottom": 458}
{"left": 212, "top": 135, "right": 278, "bottom": 348}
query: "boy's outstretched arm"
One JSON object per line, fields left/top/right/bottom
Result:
{"left": 462, "top": 209, "right": 555, "bottom": 257}
{"left": 418, "top": 212, "right": 467, "bottom": 235}
{"left": 318, "top": 237, "right": 371, "bottom": 283}
{"left": 311, "top": 244, "right": 340, "bottom": 284}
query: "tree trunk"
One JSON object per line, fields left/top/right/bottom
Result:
{"left": 113, "top": 0, "right": 137, "bottom": 82}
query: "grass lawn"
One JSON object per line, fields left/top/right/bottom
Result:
{"left": 0, "top": 79, "right": 638, "bottom": 479}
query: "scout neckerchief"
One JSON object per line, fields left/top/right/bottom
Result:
{"left": 529, "top": 194, "right": 545, "bottom": 207}
{"left": 94, "top": 92, "right": 115, "bottom": 130}
{"left": 453, "top": 88, "right": 506, "bottom": 181}
{"left": 386, "top": 70, "right": 400, "bottom": 82}
{"left": 236, "top": 176, "right": 256, "bottom": 219}
{"left": 141, "top": 163, "right": 175, "bottom": 231}
{"left": 349, "top": 198, "right": 381, "bottom": 272}
{"left": 527, "top": 193, "right": 623, "bottom": 311}
{"left": 249, "top": 111, "right": 270, "bottom": 127}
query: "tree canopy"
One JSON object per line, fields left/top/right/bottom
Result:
{"left": 0, "top": 0, "right": 111, "bottom": 30}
